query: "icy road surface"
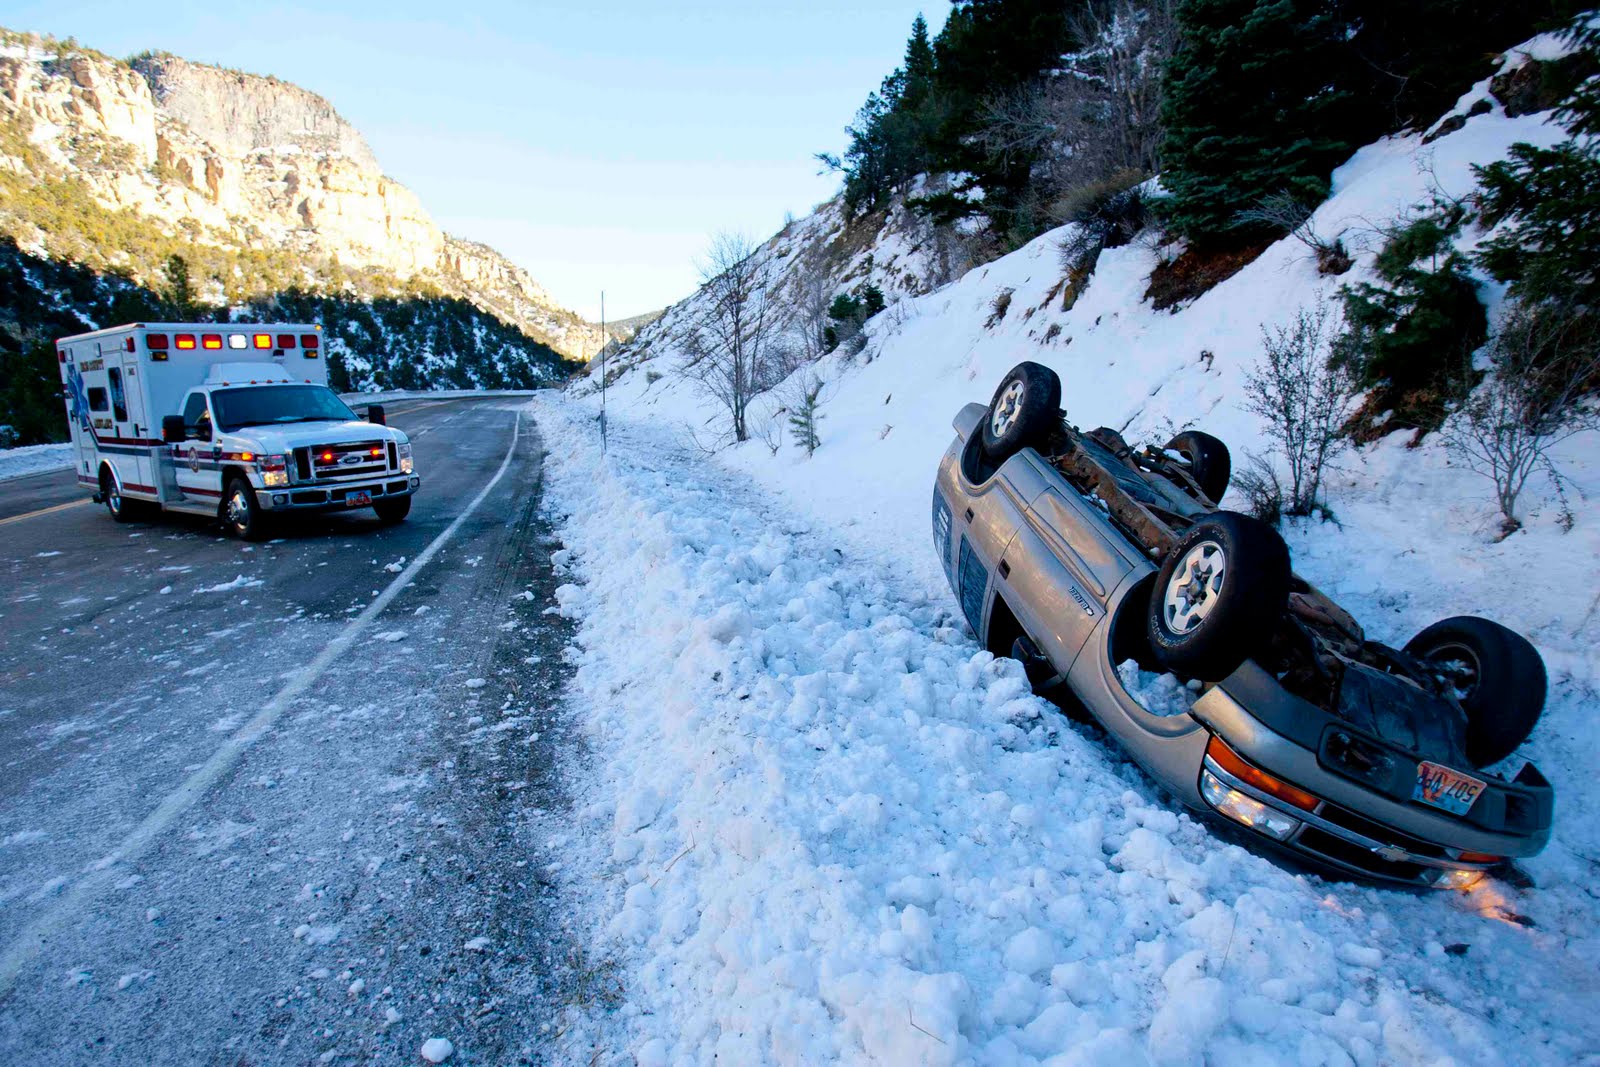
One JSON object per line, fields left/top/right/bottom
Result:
{"left": 0, "top": 397, "right": 582, "bottom": 1064}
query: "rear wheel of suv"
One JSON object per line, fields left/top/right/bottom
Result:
{"left": 373, "top": 496, "right": 411, "bottom": 525}
{"left": 1404, "top": 616, "right": 1547, "bottom": 767}
{"left": 222, "top": 475, "right": 269, "bottom": 541}
{"left": 1164, "top": 430, "right": 1231, "bottom": 503}
{"left": 981, "top": 361, "right": 1061, "bottom": 464}
{"left": 1147, "top": 511, "right": 1290, "bottom": 681}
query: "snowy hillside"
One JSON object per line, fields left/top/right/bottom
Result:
{"left": 542, "top": 36, "right": 1600, "bottom": 1065}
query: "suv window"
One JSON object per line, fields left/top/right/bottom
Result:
{"left": 107, "top": 367, "right": 128, "bottom": 422}
{"left": 183, "top": 393, "right": 213, "bottom": 441}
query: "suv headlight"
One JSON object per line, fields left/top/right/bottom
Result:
{"left": 258, "top": 453, "right": 290, "bottom": 488}
{"left": 398, "top": 441, "right": 413, "bottom": 474}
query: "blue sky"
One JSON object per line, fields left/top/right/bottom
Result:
{"left": 3, "top": 0, "right": 945, "bottom": 319}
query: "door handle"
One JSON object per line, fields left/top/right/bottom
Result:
{"left": 998, "top": 559, "right": 1011, "bottom": 579}
{"left": 963, "top": 507, "right": 974, "bottom": 523}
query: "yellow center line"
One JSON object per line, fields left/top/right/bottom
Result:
{"left": 0, "top": 499, "right": 91, "bottom": 526}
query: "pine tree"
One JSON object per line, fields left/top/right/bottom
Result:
{"left": 1160, "top": 0, "right": 1359, "bottom": 240}
{"left": 1475, "top": 14, "right": 1600, "bottom": 315}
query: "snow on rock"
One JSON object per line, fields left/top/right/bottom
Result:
{"left": 533, "top": 400, "right": 1600, "bottom": 1064}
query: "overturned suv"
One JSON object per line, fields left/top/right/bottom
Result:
{"left": 933, "top": 362, "right": 1553, "bottom": 888}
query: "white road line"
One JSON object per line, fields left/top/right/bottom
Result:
{"left": 0, "top": 413, "right": 525, "bottom": 1000}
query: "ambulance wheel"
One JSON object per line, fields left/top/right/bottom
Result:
{"left": 222, "top": 476, "right": 269, "bottom": 542}
{"left": 100, "top": 467, "right": 145, "bottom": 523}
{"left": 373, "top": 496, "right": 411, "bottom": 525}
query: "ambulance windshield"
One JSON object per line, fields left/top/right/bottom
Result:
{"left": 211, "top": 385, "right": 358, "bottom": 432}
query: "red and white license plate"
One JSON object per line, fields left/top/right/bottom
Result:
{"left": 1413, "top": 760, "right": 1486, "bottom": 815}
{"left": 346, "top": 490, "right": 373, "bottom": 508}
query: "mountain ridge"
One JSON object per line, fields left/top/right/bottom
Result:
{"left": 0, "top": 28, "right": 604, "bottom": 361}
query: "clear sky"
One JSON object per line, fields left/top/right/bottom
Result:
{"left": 1, "top": 0, "right": 944, "bottom": 320}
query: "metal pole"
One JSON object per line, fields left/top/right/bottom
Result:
{"left": 599, "top": 291, "right": 607, "bottom": 454}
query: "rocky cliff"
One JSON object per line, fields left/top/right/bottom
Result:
{"left": 0, "top": 32, "right": 604, "bottom": 360}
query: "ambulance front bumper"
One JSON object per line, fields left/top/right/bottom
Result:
{"left": 258, "top": 476, "right": 420, "bottom": 511}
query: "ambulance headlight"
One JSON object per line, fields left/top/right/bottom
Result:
{"left": 398, "top": 441, "right": 413, "bottom": 474}
{"left": 258, "top": 453, "right": 290, "bottom": 488}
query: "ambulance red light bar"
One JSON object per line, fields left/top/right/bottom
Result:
{"left": 125, "top": 336, "right": 136, "bottom": 352}
{"left": 301, "top": 334, "right": 320, "bottom": 357}
{"left": 277, "top": 334, "right": 297, "bottom": 349}
{"left": 175, "top": 334, "right": 196, "bottom": 350}
{"left": 253, "top": 333, "right": 272, "bottom": 349}
{"left": 202, "top": 334, "right": 223, "bottom": 350}
{"left": 146, "top": 334, "right": 169, "bottom": 349}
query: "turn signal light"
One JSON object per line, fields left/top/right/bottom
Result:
{"left": 1457, "top": 851, "right": 1503, "bottom": 865}
{"left": 1206, "top": 736, "right": 1319, "bottom": 812}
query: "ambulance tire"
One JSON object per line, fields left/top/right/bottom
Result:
{"left": 100, "top": 466, "right": 149, "bottom": 523}
{"left": 222, "top": 475, "right": 270, "bottom": 542}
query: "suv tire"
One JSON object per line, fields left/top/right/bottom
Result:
{"left": 1164, "top": 430, "right": 1232, "bottom": 503}
{"left": 981, "top": 361, "right": 1061, "bottom": 464}
{"left": 1405, "top": 616, "right": 1547, "bottom": 767}
{"left": 1147, "top": 511, "right": 1290, "bottom": 680}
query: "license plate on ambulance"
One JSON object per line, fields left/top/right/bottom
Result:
{"left": 1413, "top": 760, "right": 1486, "bottom": 815}
{"left": 346, "top": 490, "right": 372, "bottom": 508}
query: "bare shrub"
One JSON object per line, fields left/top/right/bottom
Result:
{"left": 986, "top": 288, "right": 1014, "bottom": 328}
{"left": 1441, "top": 303, "right": 1600, "bottom": 537}
{"left": 681, "top": 231, "right": 783, "bottom": 443}
{"left": 1243, "top": 299, "right": 1358, "bottom": 518}
{"left": 1232, "top": 454, "right": 1286, "bottom": 526}
{"left": 1235, "top": 190, "right": 1352, "bottom": 275}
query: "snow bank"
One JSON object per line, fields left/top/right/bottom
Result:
{"left": 535, "top": 400, "right": 1600, "bottom": 1064}
{"left": 0, "top": 442, "right": 72, "bottom": 482}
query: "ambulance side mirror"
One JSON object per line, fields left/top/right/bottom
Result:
{"left": 162, "top": 415, "right": 187, "bottom": 445}
{"left": 366, "top": 404, "right": 387, "bottom": 426}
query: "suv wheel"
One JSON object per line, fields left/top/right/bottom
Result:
{"left": 1147, "top": 511, "right": 1290, "bottom": 680}
{"left": 981, "top": 361, "right": 1061, "bottom": 464}
{"left": 1164, "top": 430, "right": 1231, "bottom": 503}
{"left": 1405, "top": 616, "right": 1547, "bottom": 767}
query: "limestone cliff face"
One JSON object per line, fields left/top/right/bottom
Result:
{"left": 0, "top": 36, "right": 603, "bottom": 360}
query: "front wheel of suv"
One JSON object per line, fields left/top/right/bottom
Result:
{"left": 980, "top": 361, "right": 1061, "bottom": 465}
{"left": 1146, "top": 511, "right": 1290, "bottom": 681}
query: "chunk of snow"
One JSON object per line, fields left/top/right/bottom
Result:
{"left": 419, "top": 1037, "right": 453, "bottom": 1063}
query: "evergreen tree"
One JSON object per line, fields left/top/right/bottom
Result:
{"left": 1160, "top": 0, "right": 1359, "bottom": 240}
{"left": 1475, "top": 14, "right": 1600, "bottom": 315}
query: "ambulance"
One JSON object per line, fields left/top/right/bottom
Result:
{"left": 56, "top": 323, "right": 420, "bottom": 539}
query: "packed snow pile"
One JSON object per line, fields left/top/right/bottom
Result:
{"left": 536, "top": 401, "right": 1598, "bottom": 1064}
{"left": 543, "top": 40, "right": 1600, "bottom": 1063}
{"left": 0, "top": 442, "right": 72, "bottom": 482}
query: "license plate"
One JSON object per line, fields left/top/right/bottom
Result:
{"left": 1413, "top": 760, "right": 1486, "bottom": 815}
{"left": 346, "top": 490, "right": 373, "bottom": 508}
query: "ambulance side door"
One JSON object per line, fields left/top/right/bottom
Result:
{"left": 115, "top": 347, "right": 154, "bottom": 490}
{"left": 173, "top": 391, "right": 222, "bottom": 502}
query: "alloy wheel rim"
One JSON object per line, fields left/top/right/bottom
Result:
{"left": 990, "top": 379, "right": 1026, "bottom": 438}
{"left": 1163, "top": 540, "right": 1226, "bottom": 635}
{"left": 227, "top": 489, "right": 250, "bottom": 530}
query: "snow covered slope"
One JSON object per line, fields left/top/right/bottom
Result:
{"left": 546, "top": 38, "right": 1600, "bottom": 1065}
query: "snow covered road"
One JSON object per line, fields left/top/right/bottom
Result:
{"left": 0, "top": 397, "right": 585, "bottom": 1064}
{"left": 534, "top": 398, "right": 1600, "bottom": 1066}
